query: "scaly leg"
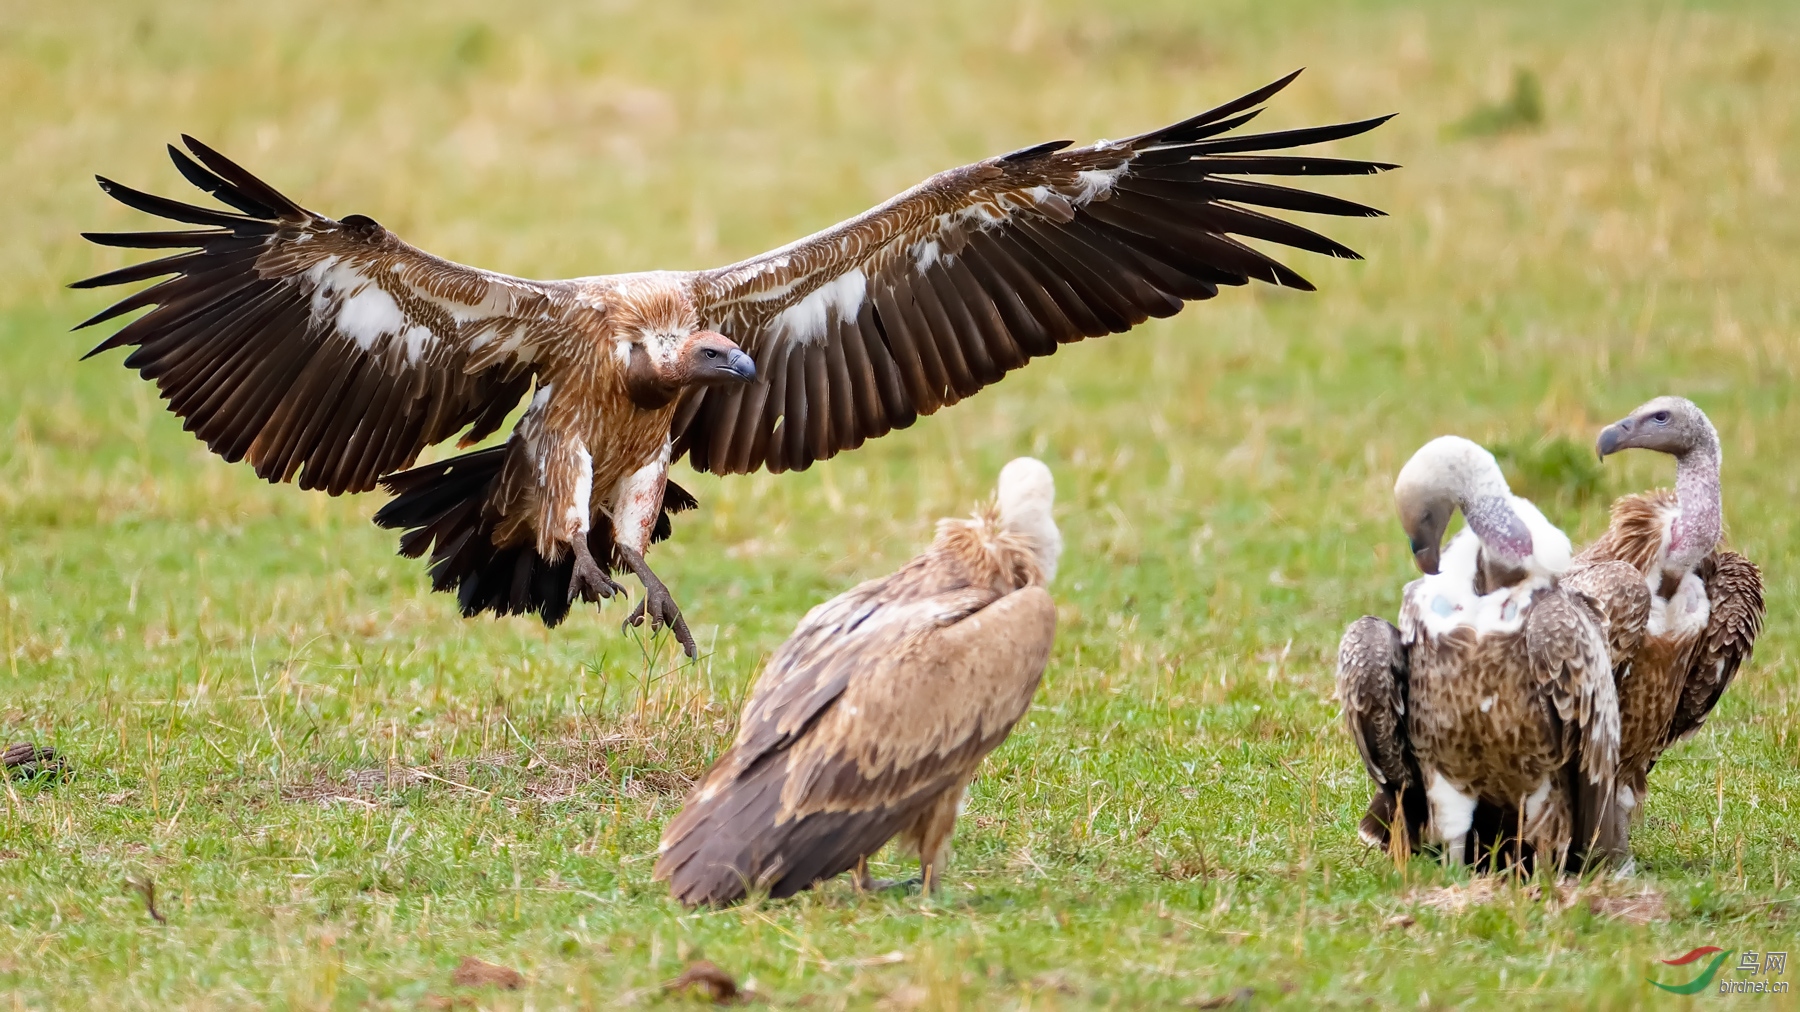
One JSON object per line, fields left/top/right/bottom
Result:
{"left": 615, "top": 544, "right": 697, "bottom": 658}
{"left": 568, "top": 533, "right": 625, "bottom": 604}
{"left": 909, "top": 782, "right": 967, "bottom": 896}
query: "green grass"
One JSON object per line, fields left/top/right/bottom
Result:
{"left": 3, "top": 0, "right": 1799, "bottom": 1007}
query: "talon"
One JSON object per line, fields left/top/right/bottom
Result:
{"left": 615, "top": 545, "right": 698, "bottom": 658}
{"left": 568, "top": 538, "right": 623, "bottom": 604}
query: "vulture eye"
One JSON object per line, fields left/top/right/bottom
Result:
{"left": 1651, "top": 410, "right": 1671, "bottom": 424}
{"left": 703, "top": 348, "right": 720, "bottom": 359}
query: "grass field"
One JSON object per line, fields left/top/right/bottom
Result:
{"left": 3, "top": 0, "right": 1799, "bottom": 1007}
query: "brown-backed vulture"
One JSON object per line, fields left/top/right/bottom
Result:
{"left": 653, "top": 458, "right": 1059, "bottom": 906}
{"left": 72, "top": 72, "right": 1390, "bottom": 655}
{"left": 1561, "top": 396, "right": 1765, "bottom": 866}
{"left": 1338, "top": 436, "right": 1621, "bottom": 870}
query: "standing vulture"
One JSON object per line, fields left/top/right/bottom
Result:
{"left": 71, "top": 72, "right": 1390, "bottom": 655}
{"left": 1338, "top": 436, "right": 1622, "bottom": 870}
{"left": 1561, "top": 397, "right": 1764, "bottom": 866}
{"left": 654, "top": 458, "right": 1059, "bottom": 906}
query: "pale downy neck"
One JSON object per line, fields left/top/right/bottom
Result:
{"left": 1667, "top": 426, "right": 1723, "bottom": 575}
{"left": 1421, "top": 437, "right": 1535, "bottom": 571}
{"left": 997, "top": 458, "right": 1062, "bottom": 584}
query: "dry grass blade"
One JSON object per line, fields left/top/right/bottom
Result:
{"left": 125, "top": 876, "right": 165, "bottom": 924}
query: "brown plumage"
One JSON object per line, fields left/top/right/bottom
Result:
{"left": 1354, "top": 437, "right": 1620, "bottom": 872}
{"left": 73, "top": 73, "right": 1390, "bottom": 652}
{"left": 654, "top": 459, "right": 1059, "bottom": 907}
{"left": 1335, "top": 616, "right": 1425, "bottom": 852}
{"left": 1564, "top": 396, "right": 1765, "bottom": 865}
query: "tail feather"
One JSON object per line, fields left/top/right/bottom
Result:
{"left": 655, "top": 748, "right": 944, "bottom": 907}
{"left": 373, "top": 445, "right": 696, "bottom": 627}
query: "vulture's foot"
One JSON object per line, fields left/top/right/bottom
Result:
{"left": 856, "top": 873, "right": 922, "bottom": 894}
{"left": 617, "top": 546, "right": 697, "bottom": 657}
{"left": 569, "top": 537, "right": 626, "bottom": 604}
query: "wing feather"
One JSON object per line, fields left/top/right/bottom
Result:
{"left": 679, "top": 72, "right": 1393, "bottom": 474}
{"left": 1335, "top": 616, "right": 1410, "bottom": 790}
{"left": 1524, "top": 590, "right": 1619, "bottom": 789}
{"left": 654, "top": 581, "right": 1054, "bottom": 905}
{"left": 74, "top": 138, "right": 588, "bottom": 495}
{"left": 1666, "top": 551, "right": 1764, "bottom": 744}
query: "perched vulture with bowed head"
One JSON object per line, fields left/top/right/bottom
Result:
{"left": 71, "top": 72, "right": 1390, "bottom": 655}
{"left": 653, "top": 458, "right": 1059, "bottom": 907}
{"left": 1561, "top": 397, "right": 1764, "bottom": 866}
{"left": 1337, "top": 436, "right": 1624, "bottom": 870}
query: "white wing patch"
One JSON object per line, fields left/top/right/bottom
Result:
{"left": 333, "top": 282, "right": 406, "bottom": 352}
{"left": 303, "top": 255, "right": 444, "bottom": 364}
{"left": 769, "top": 269, "right": 867, "bottom": 346}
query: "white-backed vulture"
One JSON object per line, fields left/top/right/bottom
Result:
{"left": 654, "top": 458, "right": 1059, "bottom": 906}
{"left": 71, "top": 72, "right": 1390, "bottom": 654}
{"left": 1562, "top": 396, "right": 1765, "bottom": 865}
{"left": 1339, "top": 436, "right": 1621, "bottom": 870}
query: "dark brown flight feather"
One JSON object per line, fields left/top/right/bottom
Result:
{"left": 75, "top": 73, "right": 1390, "bottom": 646}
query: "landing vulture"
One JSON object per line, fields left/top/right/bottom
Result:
{"left": 1562, "top": 397, "right": 1764, "bottom": 865}
{"left": 72, "top": 72, "right": 1390, "bottom": 654}
{"left": 1338, "top": 436, "right": 1622, "bottom": 870}
{"left": 654, "top": 458, "right": 1059, "bottom": 906}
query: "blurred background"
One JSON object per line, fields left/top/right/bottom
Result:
{"left": 1, "top": 0, "right": 1796, "bottom": 1005}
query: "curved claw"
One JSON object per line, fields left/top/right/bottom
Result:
{"left": 569, "top": 550, "right": 624, "bottom": 605}
{"left": 623, "top": 583, "right": 696, "bottom": 658}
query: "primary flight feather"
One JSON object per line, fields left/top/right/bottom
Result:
{"left": 73, "top": 71, "right": 1392, "bottom": 653}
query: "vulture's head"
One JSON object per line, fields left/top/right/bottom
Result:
{"left": 623, "top": 327, "right": 756, "bottom": 409}
{"left": 1393, "top": 435, "right": 1532, "bottom": 575}
{"left": 669, "top": 331, "right": 758, "bottom": 387}
{"left": 997, "top": 457, "right": 1062, "bottom": 584}
{"left": 1596, "top": 395, "right": 1717, "bottom": 461}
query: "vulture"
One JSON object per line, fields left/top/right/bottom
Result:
{"left": 654, "top": 458, "right": 1059, "bottom": 906}
{"left": 71, "top": 72, "right": 1391, "bottom": 655}
{"left": 1337, "top": 436, "right": 1623, "bottom": 870}
{"left": 1561, "top": 396, "right": 1764, "bottom": 866}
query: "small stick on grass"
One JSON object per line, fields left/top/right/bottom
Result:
{"left": 127, "top": 876, "right": 166, "bottom": 924}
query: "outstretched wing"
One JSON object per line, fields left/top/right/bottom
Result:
{"left": 1666, "top": 550, "right": 1764, "bottom": 745}
{"left": 73, "top": 137, "right": 587, "bottom": 495}
{"left": 677, "top": 71, "right": 1393, "bottom": 474}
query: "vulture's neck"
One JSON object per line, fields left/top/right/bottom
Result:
{"left": 1451, "top": 462, "right": 1534, "bottom": 574}
{"left": 1667, "top": 438, "right": 1723, "bottom": 576}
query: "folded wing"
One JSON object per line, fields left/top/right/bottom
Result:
{"left": 1666, "top": 551, "right": 1764, "bottom": 745}
{"left": 654, "top": 583, "right": 1055, "bottom": 906}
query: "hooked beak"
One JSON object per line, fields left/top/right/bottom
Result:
{"left": 723, "top": 348, "right": 757, "bottom": 384}
{"left": 1411, "top": 539, "right": 1441, "bottom": 576}
{"left": 1596, "top": 419, "right": 1629, "bottom": 459}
